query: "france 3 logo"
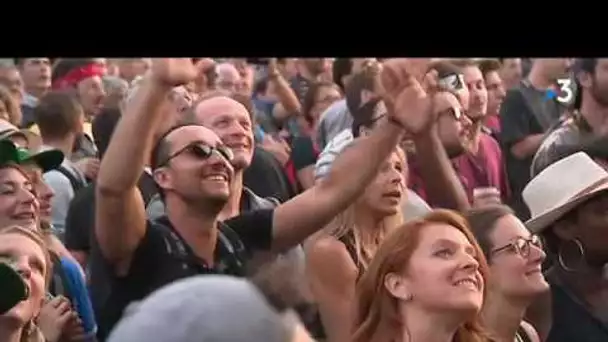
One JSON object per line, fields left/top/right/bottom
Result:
{"left": 545, "top": 78, "right": 574, "bottom": 104}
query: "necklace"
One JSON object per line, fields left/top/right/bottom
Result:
{"left": 514, "top": 332, "right": 524, "bottom": 342}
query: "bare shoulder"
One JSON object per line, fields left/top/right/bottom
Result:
{"left": 305, "top": 236, "right": 357, "bottom": 280}
{"left": 520, "top": 320, "right": 541, "bottom": 342}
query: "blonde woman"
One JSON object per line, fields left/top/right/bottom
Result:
{"left": 0, "top": 226, "right": 50, "bottom": 342}
{"left": 305, "top": 147, "right": 406, "bottom": 342}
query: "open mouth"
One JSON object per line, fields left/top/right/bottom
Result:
{"left": 453, "top": 277, "right": 480, "bottom": 290}
{"left": 12, "top": 212, "right": 36, "bottom": 222}
{"left": 227, "top": 142, "right": 250, "bottom": 150}
{"left": 40, "top": 204, "right": 51, "bottom": 215}
{"left": 382, "top": 190, "right": 402, "bottom": 199}
{"left": 202, "top": 170, "right": 230, "bottom": 183}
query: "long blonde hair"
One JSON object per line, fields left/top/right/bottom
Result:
{"left": 321, "top": 147, "right": 406, "bottom": 272}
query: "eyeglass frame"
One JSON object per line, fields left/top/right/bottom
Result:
{"left": 490, "top": 235, "right": 543, "bottom": 258}
{"left": 155, "top": 141, "right": 234, "bottom": 169}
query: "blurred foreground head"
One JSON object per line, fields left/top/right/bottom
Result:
{"left": 108, "top": 275, "right": 314, "bottom": 342}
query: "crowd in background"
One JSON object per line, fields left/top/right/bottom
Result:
{"left": 0, "top": 57, "right": 607, "bottom": 342}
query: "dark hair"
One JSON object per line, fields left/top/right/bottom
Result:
{"left": 352, "top": 97, "right": 383, "bottom": 137}
{"left": 573, "top": 58, "right": 599, "bottom": 111}
{"left": 14, "top": 58, "right": 55, "bottom": 67}
{"left": 34, "top": 90, "right": 83, "bottom": 140}
{"left": 427, "top": 60, "right": 462, "bottom": 78}
{"left": 254, "top": 77, "right": 269, "bottom": 96}
{"left": 450, "top": 58, "right": 480, "bottom": 69}
{"left": 332, "top": 58, "right": 353, "bottom": 91}
{"left": 301, "top": 81, "right": 340, "bottom": 125}
{"left": 345, "top": 71, "right": 376, "bottom": 116}
{"left": 92, "top": 107, "right": 122, "bottom": 159}
{"left": 478, "top": 59, "right": 502, "bottom": 78}
{"left": 576, "top": 58, "right": 598, "bottom": 74}
{"left": 465, "top": 205, "right": 515, "bottom": 260}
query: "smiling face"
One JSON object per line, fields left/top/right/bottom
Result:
{"left": 406, "top": 223, "right": 484, "bottom": 313}
{"left": 22, "top": 164, "right": 53, "bottom": 224}
{"left": 385, "top": 223, "right": 484, "bottom": 317}
{"left": 486, "top": 214, "right": 549, "bottom": 299}
{"left": 0, "top": 166, "right": 39, "bottom": 230}
{"left": 192, "top": 96, "right": 254, "bottom": 170}
{"left": 153, "top": 125, "right": 235, "bottom": 209}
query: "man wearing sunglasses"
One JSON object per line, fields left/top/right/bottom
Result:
{"left": 92, "top": 58, "right": 427, "bottom": 339}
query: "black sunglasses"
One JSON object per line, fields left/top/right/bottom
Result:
{"left": 157, "top": 143, "right": 234, "bottom": 169}
{"left": 491, "top": 235, "right": 543, "bottom": 258}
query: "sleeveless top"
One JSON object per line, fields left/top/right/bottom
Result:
{"left": 308, "top": 233, "right": 362, "bottom": 339}
{"left": 338, "top": 233, "right": 365, "bottom": 279}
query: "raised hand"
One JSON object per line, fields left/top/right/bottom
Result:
{"left": 150, "top": 58, "right": 198, "bottom": 87}
{"left": 36, "top": 296, "right": 74, "bottom": 342}
{"left": 380, "top": 58, "right": 439, "bottom": 136}
{"left": 268, "top": 58, "right": 280, "bottom": 76}
{"left": 74, "top": 157, "right": 100, "bottom": 180}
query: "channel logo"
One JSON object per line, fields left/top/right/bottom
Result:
{"left": 545, "top": 79, "right": 574, "bottom": 104}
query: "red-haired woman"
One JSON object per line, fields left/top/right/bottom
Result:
{"left": 353, "top": 210, "right": 490, "bottom": 342}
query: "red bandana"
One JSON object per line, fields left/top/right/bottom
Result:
{"left": 52, "top": 63, "right": 105, "bottom": 89}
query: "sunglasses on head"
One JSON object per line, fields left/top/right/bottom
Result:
{"left": 157, "top": 142, "right": 234, "bottom": 169}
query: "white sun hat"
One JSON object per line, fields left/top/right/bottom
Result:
{"left": 524, "top": 152, "right": 608, "bottom": 233}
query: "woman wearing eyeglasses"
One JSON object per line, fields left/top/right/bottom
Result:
{"left": 466, "top": 205, "right": 548, "bottom": 342}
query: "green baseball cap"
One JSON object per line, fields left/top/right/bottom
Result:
{"left": 0, "top": 139, "right": 64, "bottom": 173}
{"left": 17, "top": 147, "right": 64, "bottom": 173}
{"left": 0, "top": 139, "right": 19, "bottom": 165}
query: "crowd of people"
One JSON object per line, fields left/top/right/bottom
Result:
{"left": 0, "top": 57, "right": 607, "bottom": 342}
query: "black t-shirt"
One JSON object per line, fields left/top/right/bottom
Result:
{"left": 64, "top": 172, "right": 158, "bottom": 254}
{"left": 243, "top": 147, "right": 295, "bottom": 202}
{"left": 290, "top": 136, "right": 318, "bottom": 171}
{"left": 93, "top": 209, "right": 274, "bottom": 341}
{"left": 499, "top": 81, "right": 564, "bottom": 220}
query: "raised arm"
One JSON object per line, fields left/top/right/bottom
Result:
{"left": 413, "top": 126, "right": 470, "bottom": 211}
{"left": 95, "top": 59, "right": 196, "bottom": 271}
{"left": 271, "top": 59, "right": 434, "bottom": 251}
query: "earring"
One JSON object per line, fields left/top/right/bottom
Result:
{"left": 405, "top": 293, "right": 413, "bottom": 301}
{"left": 558, "top": 238, "right": 586, "bottom": 272}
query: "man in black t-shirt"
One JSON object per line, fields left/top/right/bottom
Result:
{"left": 93, "top": 59, "right": 426, "bottom": 339}
{"left": 244, "top": 147, "right": 295, "bottom": 202}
